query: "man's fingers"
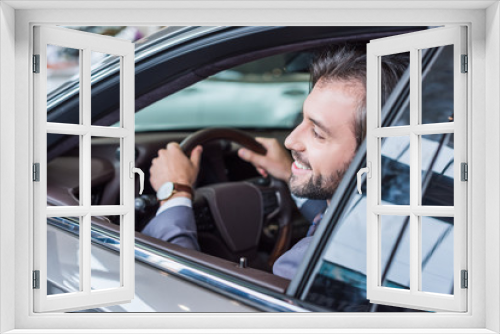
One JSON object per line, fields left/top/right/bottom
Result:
{"left": 255, "top": 137, "right": 276, "bottom": 149}
{"left": 237, "top": 147, "right": 249, "bottom": 160}
{"left": 238, "top": 147, "right": 264, "bottom": 164}
{"left": 239, "top": 148, "right": 270, "bottom": 176}
{"left": 190, "top": 145, "right": 203, "bottom": 167}
{"left": 167, "top": 142, "right": 180, "bottom": 149}
{"left": 257, "top": 167, "right": 268, "bottom": 177}
{"left": 254, "top": 137, "right": 269, "bottom": 145}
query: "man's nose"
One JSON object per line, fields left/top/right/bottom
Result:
{"left": 285, "top": 124, "right": 304, "bottom": 152}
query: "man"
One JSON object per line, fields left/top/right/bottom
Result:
{"left": 143, "top": 45, "right": 406, "bottom": 279}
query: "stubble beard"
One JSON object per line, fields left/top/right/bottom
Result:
{"left": 289, "top": 163, "right": 350, "bottom": 201}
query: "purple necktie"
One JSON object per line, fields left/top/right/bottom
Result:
{"left": 307, "top": 212, "right": 324, "bottom": 237}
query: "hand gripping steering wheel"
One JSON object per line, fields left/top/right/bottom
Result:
{"left": 180, "top": 128, "right": 293, "bottom": 269}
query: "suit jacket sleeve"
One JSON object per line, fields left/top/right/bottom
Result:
{"left": 272, "top": 236, "right": 313, "bottom": 280}
{"left": 141, "top": 205, "right": 200, "bottom": 251}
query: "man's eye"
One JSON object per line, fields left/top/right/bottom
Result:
{"left": 312, "top": 128, "right": 324, "bottom": 140}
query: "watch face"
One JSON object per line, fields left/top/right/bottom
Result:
{"left": 157, "top": 182, "right": 174, "bottom": 200}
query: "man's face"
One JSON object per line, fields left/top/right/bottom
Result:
{"left": 284, "top": 79, "right": 361, "bottom": 201}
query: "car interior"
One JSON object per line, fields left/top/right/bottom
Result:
{"left": 47, "top": 49, "right": 317, "bottom": 292}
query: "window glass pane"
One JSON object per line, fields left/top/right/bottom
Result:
{"left": 47, "top": 45, "right": 80, "bottom": 124}
{"left": 305, "top": 260, "right": 371, "bottom": 312}
{"left": 305, "top": 193, "right": 371, "bottom": 311}
{"left": 91, "top": 216, "right": 121, "bottom": 290}
{"left": 47, "top": 216, "right": 80, "bottom": 295}
{"left": 322, "top": 194, "right": 367, "bottom": 278}
{"left": 421, "top": 216, "right": 454, "bottom": 294}
{"left": 91, "top": 52, "right": 121, "bottom": 127}
{"left": 421, "top": 45, "right": 454, "bottom": 124}
{"left": 91, "top": 137, "right": 121, "bottom": 205}
{"left": 381, "top": 136, "right": 410, "bottom": 205}
{"left": 381, "top": 52, "right": 410, "bottom": 127}
{"left": 380, "top": 215, "right": 410, "bottom": 290}
{"left": 421, "top": 134, "right": 454, "bottom": 206}
{"left": 47, "top": 133, "right": 80, "bottom": 206}
{"left": 303, "top": 195, "right": 416, "bottom": 311}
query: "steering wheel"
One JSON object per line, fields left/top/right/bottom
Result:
{"left": 180, "top": 128, "right": 293, "bottom": 268}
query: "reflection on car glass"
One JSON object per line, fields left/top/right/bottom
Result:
{"left": 133, "top": 51, "right": 312, "bottom": 132}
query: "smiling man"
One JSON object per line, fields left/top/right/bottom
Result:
{"left": 143, "top": 45, "right": 407, "bottom": 279}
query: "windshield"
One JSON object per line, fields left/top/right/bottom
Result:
{"left": 133, "top": 52, "right": 311, "bottom": 131}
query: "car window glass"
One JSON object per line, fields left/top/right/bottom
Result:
{"left": 133, "top": 53, "right": 311, "bottom": 132}
{"left": 46, "top": 45, "right": 81, "bottom": 124}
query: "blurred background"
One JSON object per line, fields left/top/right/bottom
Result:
{"left": 47, "top": 26, "right": 164, "bottom": 93}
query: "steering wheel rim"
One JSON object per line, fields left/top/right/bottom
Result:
{"left": 180, "top": 127, "right": 293, "bottom": 269}
{"left": 180, "top": 128, "right": 267, "bottom": 156}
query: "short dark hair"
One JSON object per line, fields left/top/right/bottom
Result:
{"left": 310, "top": 44, "right": 408, "bottom": 148}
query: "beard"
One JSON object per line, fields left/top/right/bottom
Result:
{"left": 289, "top": 152, "right": 351, "bottom": 200}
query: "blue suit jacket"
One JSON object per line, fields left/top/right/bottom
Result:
{"left": 142, "top": 206, "right": 200, "bottom": 251}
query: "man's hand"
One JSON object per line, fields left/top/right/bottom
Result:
{"left": 150, "top": 142, "right": 203, "bottom": 195}
{"left": 237, "top": 137, "right": 292, "bottom": 182}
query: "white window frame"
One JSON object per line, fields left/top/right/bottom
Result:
{"left": 0, "top": 2, "right": 498, "bottom": 333}
{"left": 365, "top": 26, "right": 467, "bottom": 312}
{"left": 33, "top": 25, "right": 136, "bottom": 312}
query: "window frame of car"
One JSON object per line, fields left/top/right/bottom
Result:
{"left": 2, "top": 3, "right": 496, "bottom": 333}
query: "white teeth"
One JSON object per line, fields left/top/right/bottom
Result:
{"left": 295, "top": 161, "right": 311, "bottom": 170}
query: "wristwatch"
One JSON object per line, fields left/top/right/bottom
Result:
{"left": 156, "top": 182, "right": 193, "bottom": 201}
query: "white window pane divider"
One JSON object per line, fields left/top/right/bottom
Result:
{"left": 372, "top": 205, "right": 455, "bottom": 217}
{"left": 366, "top": 26, "right": 467, "bottom": 312}
{"left": 46, "top": 123, "right": 130, "bottom": 137}
{"left": 409, "top": 46, "right": 420, "bottom": 297}
{"left": 46, "top": 205, "right": 130, "bottom": 217}
{"left": 33, "top": 25, "right": 135, "bottom": 313}
{"left": 373, "top": 122, "right": 455, "bottom": 137}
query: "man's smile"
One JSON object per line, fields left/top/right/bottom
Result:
{"left": 291, "top": 151, "right": 312, "bottom": 175}
{"left": 291, "top": 161, "right": 312, "bottom": 175}
{"left": 293, "top": 160, "right": 312, "bottom": 170}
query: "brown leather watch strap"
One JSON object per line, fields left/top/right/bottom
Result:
{"left": 173, "top": 183, "right": 194, "bottom": 197}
